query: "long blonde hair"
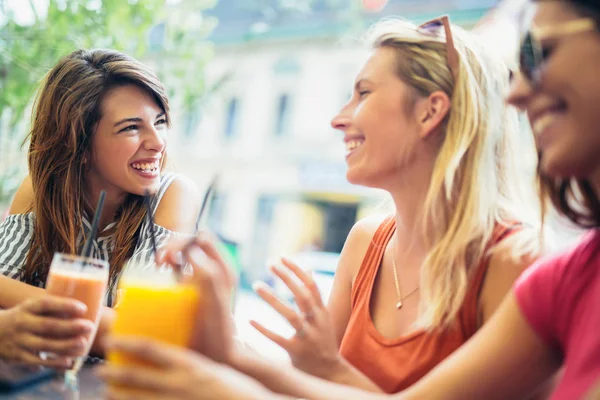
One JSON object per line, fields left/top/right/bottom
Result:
{"left": 366, "top": 19, "right": 542, "bottom": 329}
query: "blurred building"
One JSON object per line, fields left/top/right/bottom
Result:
{"left": 165, "top": 0, "right": 501, "bottom": 282}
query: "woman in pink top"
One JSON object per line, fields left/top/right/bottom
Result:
{"left": 97, "top": 1, "right": 600, "bottom": 399}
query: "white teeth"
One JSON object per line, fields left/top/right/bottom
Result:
{"left": 345, "top": 140, "right": 364, "bottom": 152}
{"left": 533, "top": 114, "right": 554, "bottom": 136}
{"left": 131, "top": 161, "right": 160, "bottom": 172}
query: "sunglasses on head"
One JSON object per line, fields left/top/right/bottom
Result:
{"left": 519, "top": 18, "right": 596, "bottom": 84}
{"left": 418, "top": 15, "right": 460, "bottom": 81}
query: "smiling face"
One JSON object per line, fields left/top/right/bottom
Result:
{"left": 87, "top": 84, "right": 167, "bottom": 200}
{"left": 330, "top": 47, "right": 426, "bottom": 189}
{"left": 507, "top": 1, "right": 600, "bottom": 181}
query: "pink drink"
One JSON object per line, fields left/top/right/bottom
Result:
{"left": 46, "top": 271, "right": 107, "bottom": 324}
{"left": 45, "top": 253, "right": 108, "bottom": 376}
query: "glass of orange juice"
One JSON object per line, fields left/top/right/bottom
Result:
{"left": 107, "top": 262, "right": 200, "bottom": 369}
{"left": 44, "top": 253, "right": 109, "bottom": 380}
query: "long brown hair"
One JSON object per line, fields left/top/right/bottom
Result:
{"left": 22, "top": 49, "right": 170, "bottom": 293}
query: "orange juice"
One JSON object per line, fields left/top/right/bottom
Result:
{"left": 108, "top": 281, "right": 200, "bottom": 366}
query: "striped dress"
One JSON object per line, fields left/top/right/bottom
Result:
{"left": 0, "top": 172, "right": 181, "bottom": 306}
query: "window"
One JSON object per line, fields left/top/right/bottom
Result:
{"left": 224, "top": 97, "right": 240, "bottom": 139}
{"left": 208, "top": 193, "right": 227, "bottom": 232}
{"left": 183, "top": 109, "right": 201, "bottom": 139}
{"left": 274, "top": 94, "right": 290, "bottom": 137}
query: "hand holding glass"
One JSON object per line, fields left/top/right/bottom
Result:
{"left": 44, "top": 253, "right": 108, "bottom": 377}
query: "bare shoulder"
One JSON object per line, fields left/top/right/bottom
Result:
{"left": 343, "top": 213, "right": 388, "bottom": 255}
{"left": 348, "top": 213, "right": 387, "bottom": 238}
{"left": 487, "top": 228, "right": 541, "bottom": 282}
{"left": 481, "top": 238, "right": 538, "bottom": 323}
{"left": 154, "top": 175, "right": 200, "bottom": 234}
{"left": 337, "top": 214, "right": 390, "bottom": 280}
{"left": 8, "top": 176, "right": 34, "bottom": 215}
{"left": 487, "top": 247, "right": 536, "bottom": 286}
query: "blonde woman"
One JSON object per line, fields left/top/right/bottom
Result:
{"left": 243, "top": 16, "right": 544, "bottom": 393}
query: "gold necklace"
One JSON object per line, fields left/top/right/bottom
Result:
{"left": 391, "top": 237, "right": 420, "bottom": 309}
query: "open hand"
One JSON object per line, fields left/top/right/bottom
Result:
{"left": 251, "top": 257, "right": 342, "bottom": 379}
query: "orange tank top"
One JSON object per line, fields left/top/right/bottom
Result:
{"left": 339, "top": 216, "right": 520, "bottom": 393}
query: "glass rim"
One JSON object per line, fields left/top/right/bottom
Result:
{"left": 51, "top": 252, "right": 109, "bottom": 269}
{"left": 119, "top": 259, "right": 180, "bottom": 286}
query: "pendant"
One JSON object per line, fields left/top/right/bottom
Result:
{"left": 396, "top": 301, "right": 403, "bottom": 309}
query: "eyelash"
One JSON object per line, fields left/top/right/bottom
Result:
{"left": 119, "top": 119, "right": 167, "bottom": 133}
{"left": 358, "top": 90, "right": 370, "bottom": 98}
{"left": 120, "top": 125, "right": 138, "bottom": 133}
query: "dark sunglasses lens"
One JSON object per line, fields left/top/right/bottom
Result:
{"left": 519, "top": 32, "right": 536, "bottom": 80}
{"left": 420, "top": 20, "right": 443, "bottom": 30}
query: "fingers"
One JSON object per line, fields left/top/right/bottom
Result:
{"left": 188, "top": 233, "right": 237, "bottom": 290}
{"left": 157, "top": 233, "right": 237, "bottom": 363}
{"left": 161, "top": 232, "right": 237, "bottom": 291}
{"left": 249, "top": 320, "right": 290, "bottom": 350}
{"left": 99, "top": 340, "right": 221, "bottom": 399}
{"left": 23, "top": 296, "right": 88, "bottom": 318}
{"left": 158, "top": 236, "right": 190, "bottom": 267}
{"left": 105, "top": 387, "right": 168, "bottom": 400}
{"left": 21, "top": 314, "right": 94, "bottom": 339}
{"left": 18, "top": 333, "right": 88, "bottom": 356}
{"left": 280, "top": 257, "right": 324, "bottom": 307}
{"left": 269, "top": 265, "right": 315, "bottom": 314}
{"left": 99, "top": 365, "right": 174, "bottom": 396}
{"left": 187, "top": 262, "right": 235, "bottom": 362}
{"left": 104, "top": 336, "right": 191, "bottom": 369}
{"left": 16, "top": 349, "right": 73, "bottom": 369}
{"left": 252, "top": 282, "right": 305, "bottom": 332}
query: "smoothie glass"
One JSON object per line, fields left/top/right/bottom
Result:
{"left": 44, "top": 253, "right": 109, "bottom": 379}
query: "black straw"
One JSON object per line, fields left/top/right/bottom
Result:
{"left": 175, "top": 175, "right": 219, "bottom": 276}
{"left": 144, "top": 190, "right": 159, "bottom": 262}
{"left": 82, "top": 190, "right": 106, "bottom": 258}
{"left": 194, "top": 175, "right": 219, "bottom": 233}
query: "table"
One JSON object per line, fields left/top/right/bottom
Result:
{"left": 1, "top": 366, "right": 104, "bottom": 399}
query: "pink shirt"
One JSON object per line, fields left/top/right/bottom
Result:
{"left": 515, "top": 229, "right": 600, "bottom": 400}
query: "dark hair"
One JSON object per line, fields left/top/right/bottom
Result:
{"left": 532, "top": 1, "right": 600, "bottom": 23}
{"left": 569, "top": 0, "right": 600, "bottom": 23}
{"left": 533, "top": 1, "right": 600, "bottom": 229}
{"left": 569, "top": 0, "right": 600, "bottom": 12}
{"left": 24, "top": 49, "right": 170, "bottom": 291}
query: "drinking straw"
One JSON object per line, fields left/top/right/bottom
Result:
{"left": 194, "top": 175, "right": 219, "bottom": 233}
{"left": 143, "top": 190, "right": 159, "bottom": 262}
{"left": 82, "top": 190, "right": 106, "bottom": 258}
